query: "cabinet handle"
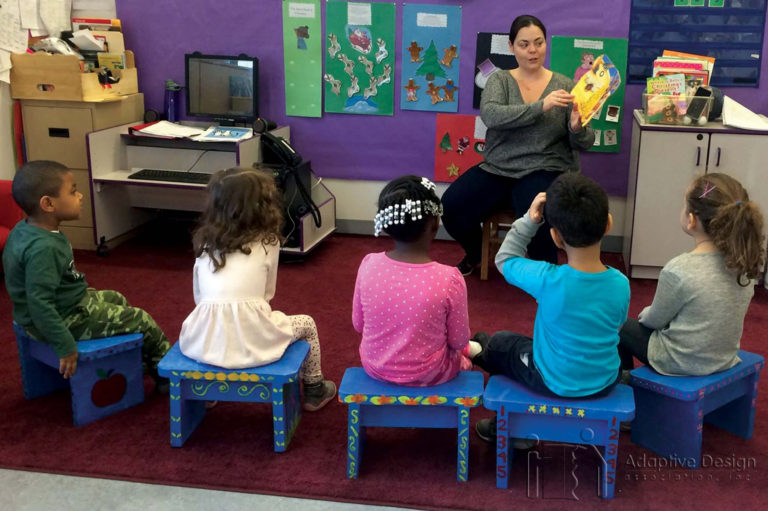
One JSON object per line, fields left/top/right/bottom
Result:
{"left": 696, "top": 147, "right": 701, "bottom": 166}
{"left": 48, "top": 128, "right": 70, "bottom": 138}
{"left": 716, "top": 147, "right": 721, "bottom": 167}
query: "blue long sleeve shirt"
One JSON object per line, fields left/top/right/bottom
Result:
{"left": 495, "top": 213, "right": 630, "bottom": 396}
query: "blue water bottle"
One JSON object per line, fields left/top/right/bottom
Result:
{"left": 164, "top": 79, "right": 182, "bottom": 122}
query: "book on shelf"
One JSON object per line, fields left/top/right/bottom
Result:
{"left": 570, "top": 54, "right": 621, "bottom": 126}
{"left": 97, "top": 52, "right": 126, "bottom": 70}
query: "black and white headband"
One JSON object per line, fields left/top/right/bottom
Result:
{"left": 373, "top": 178, "right": 443, "bottom": 237}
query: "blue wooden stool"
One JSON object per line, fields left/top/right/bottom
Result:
{"left": 483, "top": 375, "right": 635, "bottom": 499}
{"left": 14, "top": 322, "right": 144, "bottom": 426}
{"left": 338, "top": 368, "right": 484, "bottom": 482}
{"left": 630, "top": 350, "right": 764, "bottom": 469}
{"left": 157, "top": 341, "right": 309, "bottom": 452}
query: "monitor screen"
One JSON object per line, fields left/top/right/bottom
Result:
{"left": 185, "top": 53, "right": 259, "bottom": 123}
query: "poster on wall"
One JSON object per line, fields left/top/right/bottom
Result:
{"left": 324, "top": 1, "right": 395, "bottom": 116}
{"left": 400, "top": 4, "right": 462, "bottom": 112}
{"left": 282, "top": 0, "right": 322, "bottom": 117}
{"left": 550, "top": 36, "right": 628, "bottom": 153}
{"left": 434, "top": 114, "right": 486, "bottom": 183}
{"left": 473, "top": 32, "right": 517, "bottom": 109}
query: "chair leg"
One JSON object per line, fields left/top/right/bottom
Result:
{"left": 705, "top": 373, "right": 760, "bottom": 440}
{"left": 347, "top": 404, "right": 363, "bottom": 478}
{"left": 456, "top": 407, "right": 470, "bottom": 482}
{"left": 480, "top": 220, "right": 491, "bottom": 280}
{"left": 495, "top": 406, "right": 510, "bottom": 489}
{"left": 169, "top": 377, "right": 206, "bottom": 447}
{"left": 632, "top": 390, "right": 703, "bottom": 468}
{"left": 282, "top": 379, "right": 302, "bottom": 449}
{"left": 272, "top": 382, "right": 289, "bottom": 452}
{"left": 16, "top": 333, "right": 67, "bottom": 399}
{"left": 600, "top": 416, "right": 620, "bottom": 499}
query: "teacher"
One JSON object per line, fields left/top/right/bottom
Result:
{"left": 441, "top": 14, "right": 595, "bottom": 275}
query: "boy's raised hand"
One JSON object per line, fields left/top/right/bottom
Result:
{"left": 528, "top": 192, "right": 547, "bottom": 224}
{"left": 59, "top": 352, "right": 78, "bottom": 379}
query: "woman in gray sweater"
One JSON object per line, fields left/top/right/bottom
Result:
{"left": 442, "top": 15, "right": 594, "bottom": 274}
{"left": 441, "top": 14, "right": 594, "bottom": 275}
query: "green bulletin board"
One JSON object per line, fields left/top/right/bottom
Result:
{"left": 550, "top": 36, "right": 628, "bottom": 153}
{"left": 324, "top": 1, "right": 396, "bottom": 115}
{"left": 282, "top": 0, "right": 322, "bottom": 117}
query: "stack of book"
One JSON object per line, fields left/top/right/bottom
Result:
{"left": 653, "top": 50, "right": 714, "bottom": 96}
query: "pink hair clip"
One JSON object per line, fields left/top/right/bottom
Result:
{"left": 699, "top": 181, "right": 717, "bottom": 199}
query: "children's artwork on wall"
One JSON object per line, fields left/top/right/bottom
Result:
{"left": 550, "top": 36, "right": 628, "bottom": 153}
{"left": 473, "top": 32, "right": 518, "bottom": 109}
{"left": 282, "top": 0, "right": 322, "bottom": 117}
{"left": 400, "top": 4, "right": 462, "bottom": 112}
{"left": 434, "top": 114, "right": 486, "bottom": 183}
{"left": 324, "top": 1, "right": 395, "bottom": 116}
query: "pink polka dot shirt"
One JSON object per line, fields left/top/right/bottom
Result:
{"left": 352, "top": 252, "right": 472, "bottom": 386}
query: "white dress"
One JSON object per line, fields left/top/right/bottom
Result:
{"left": 178, "top": 241, "right": 294, "bottom": 369}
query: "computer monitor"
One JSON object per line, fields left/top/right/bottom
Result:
{"left": 185, "top": 52, "right": 258, "bottom": 124}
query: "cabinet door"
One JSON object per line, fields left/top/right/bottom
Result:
{"left": 707, "top": 133, "right": 768, "bottom": 224}
{"left": 22, "top": 105, "right": 93, "bottom": 169}
{"left": 631, "top": 130, "right": 707, "bottom": 268}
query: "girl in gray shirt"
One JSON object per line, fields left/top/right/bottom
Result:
{"left": 619, "top": 173, "right": 765, "bottom": 376}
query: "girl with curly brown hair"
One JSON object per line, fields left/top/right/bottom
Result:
{"left": 619, "top": 173, "right": 765, "bottom": 377}
{"left": 179, "top": 167, "right": 335, "bottom": 411}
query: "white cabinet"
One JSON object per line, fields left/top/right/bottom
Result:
{"left": 623, "top": 110, "right": 768, "bottom": 279}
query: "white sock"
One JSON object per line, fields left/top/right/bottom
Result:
{"left": 468, "top": 340, "right": 482, "bottom": 357}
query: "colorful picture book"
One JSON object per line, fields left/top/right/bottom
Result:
{"left": 570, "top": 54, "right": 621, "bottom": 126}
{"left": 654, "top": 50, "right": 714, "bottom": 96}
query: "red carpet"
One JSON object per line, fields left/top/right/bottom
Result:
{"left": 1, "top": 225, "right": 767, "bottom": 510}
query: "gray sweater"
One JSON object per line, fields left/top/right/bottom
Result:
{"left": 643, "top": 252, "right": 754, "bottom": 376}
{"left": 480, "top": 71, "right": 595, "bottom": 178}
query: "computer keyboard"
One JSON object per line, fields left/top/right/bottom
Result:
{"left": 127, "top": 168, "right": 211, "bottom": 184}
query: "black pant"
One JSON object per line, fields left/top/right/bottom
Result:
{"left": 618, "top": 319, "right": 652, "bottom": 370}
{"left": 441, "top": 165, "right": 561, "bottom": 265}
{"left": 475, "top": 331, "right": 619, "bottom": 398}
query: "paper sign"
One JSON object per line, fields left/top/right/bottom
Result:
{"left": 348, "top": 2, "right": 372, "bottom": 25}
{"left": 289, "top": 2, "right": 316, "bottom": 18}
{"left": 417, "top": 13, "right": 447, "bottom": 28}
{"left": 491, "top": 34, "right": 512, "bottom": 55}
{"left": 574, "top": 39, "right": 604, "bottom": 50}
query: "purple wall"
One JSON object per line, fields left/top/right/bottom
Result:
{"left": 118, "top": 0, "right": 768, "bottom": 196}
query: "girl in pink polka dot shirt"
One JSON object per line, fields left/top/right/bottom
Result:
{"left": 352, "top": 176, "right": 478, "bottom": 386}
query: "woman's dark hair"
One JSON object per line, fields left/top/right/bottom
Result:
{"left": 192, "top": 167, "right": 284, "bottom": 272}
{"left": 686, "top": 173, "right": 765, "bottom": 285}
{"left": 377, "top": 175, "right": 441, "bottom": 242}
{"left": 509, "top": 14, "right": 547, "bottom": 43}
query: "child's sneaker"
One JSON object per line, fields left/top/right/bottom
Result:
{"left": 476, "top": 417, "right": 497, "bottom": 443}
{"left": 303, "top": 380, "right": 336, "bottom": 411}
{"left": 457, "top": 256, "right": 478, "bottom": 276}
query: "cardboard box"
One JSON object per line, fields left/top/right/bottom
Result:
{"left": 10, "top": 50, "right": 138, "bottom": 102}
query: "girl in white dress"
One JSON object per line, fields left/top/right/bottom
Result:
{"left": 179, "top": 167, "right": 336, "bottom": 411}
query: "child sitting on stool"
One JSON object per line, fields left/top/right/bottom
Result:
{"left": 473, "top": 173, "right": 630, "bottom": 443}
{"left": 2, "top": 160, "right": 171, "bottom": 388}
{"left": 353, "top": 175, "right": 478, "bottom": 386}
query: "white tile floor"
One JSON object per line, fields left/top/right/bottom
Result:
{"left": 0, "top": 469, "right": 416, "bottom": 511}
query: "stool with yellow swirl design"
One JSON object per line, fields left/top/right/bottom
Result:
{"left": 157, "top": 341, "right": 309, "bottom": 452}
{"left": 339, "top": 367, "right": 484, "bottom": 482}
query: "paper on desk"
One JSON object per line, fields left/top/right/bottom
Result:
{"left": 69, "top": 29, "right": 105, "bottom": 51}
{"left": 136, "top": 121, "right": 206, "bottom": 138}
{"left": 722, "top": 96, "right": 768, "bottom": 132}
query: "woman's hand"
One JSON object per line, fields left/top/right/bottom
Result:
{"left": 542, "top": 89, "right": 574, "bottom": 112}
{"left": 528, "top": 192, "right": 547, "bottom": 224}
{"left": 570, "top": 104, "right": 584, "bottom": 131}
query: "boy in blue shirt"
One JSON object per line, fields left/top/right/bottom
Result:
{"left": 473, "top": 172, "right": 630, "bottom": 442}
{"left": 3, "top": 160, "right": 170, "bottom": 388}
